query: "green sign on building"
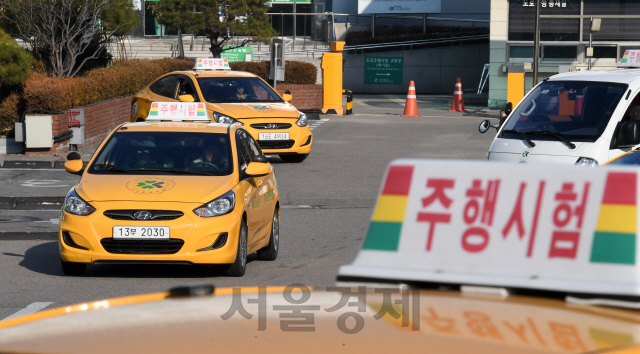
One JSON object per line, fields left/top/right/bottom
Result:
{"left": 364, "top": 57, "right": 403, "bottom": 84}
{"left": 221, "top": 46, "right": 254, "bottom": 63}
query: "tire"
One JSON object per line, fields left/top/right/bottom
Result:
{"left": 257, "top": 208, "right": 279, "bottom": 261}
{"left": 61, "top": 259, "right": 86, "bottom": 276}
{"left": 279, "top": 154, "right": 308, "bottom": 163}
{"left": 224, "top": 219, "right": 248, "bottom": 277}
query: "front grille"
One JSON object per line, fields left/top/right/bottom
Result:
{"left": 103, "top": 210, "right": 183, "bottom": 221}
{"left": 250, "top": 123, "right": 292, "bottom": 130}
{"left": 258, "top": 140, "right": 295, "bottom": 149}
{"left": 100, "top": 239, "right": 184, "bottom": 254}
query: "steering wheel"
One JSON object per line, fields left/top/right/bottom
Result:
{"left": 187, "top": 161, "right": 221, "bottom": 172}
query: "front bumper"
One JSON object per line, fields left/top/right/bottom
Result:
{"left": 59, "top": 201, "right": 242, "bottom": 265}
{"left": 240, "top": 118, "right": 313, "bottom": 155}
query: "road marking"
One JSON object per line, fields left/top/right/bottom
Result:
{"left": 2, "top": 302, "right": 53, "bottom": 321}
{"left": 34, "top": 218, "right": 60, "bottom": 224}
{"left": 383, "top": 94, "right": 406, "bottom": 105}
{"left": 21, "top": 180, "right": 69, "bottom": 188}
{"left": 310, "top": 119, "right": 329, "bottom": 131}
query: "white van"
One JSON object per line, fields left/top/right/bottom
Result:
{"left": 480, "top": 69, "right": 640, "bottom": 166}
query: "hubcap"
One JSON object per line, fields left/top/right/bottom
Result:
{"left": 273, "top": 213, "right": 279, "bottom": 253}
{"left": 240, "top": 227, "right": 247, "bottom": 268}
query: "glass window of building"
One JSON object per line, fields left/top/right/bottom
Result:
{"left": 544, "top": 46, "right": 578, "bottom": 60}
{"left": 509, "top": 0, "right": 580, "bottom": 41}
{"left": 583, "top": 0, "right": 640, "bottom": 42}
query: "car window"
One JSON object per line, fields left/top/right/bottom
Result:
{"left": 502, "top": 81, "right": 627, "bottom": 143}
{"left": 150, "top": 76, "right": 179, "bottom": 99}
{"left": 88, "top": 131, "right": 233, "bottom": 176}
{"left": 245, "top": 132, "right": 263, "bottom": 157}
{"left": 177, "top": 78, "right": 200, "bottom": 102}
{"left": 197, "top": 77, "right": 283, "bottom": 103}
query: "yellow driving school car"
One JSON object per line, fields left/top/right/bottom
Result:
{"left": 131, "top": 58, "right": 312, "bottom": 163}
{"left": 60, "top": 102, "right": 280, "bottom": 277}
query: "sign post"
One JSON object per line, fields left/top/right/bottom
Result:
{"left": 270, "top": 39, "right": 285, "bottom": 89}
{"left": 364, "top": 57, "right": 403, "bottom": 84}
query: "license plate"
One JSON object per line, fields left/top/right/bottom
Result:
{"left": 259, "top": 132, "right": 289, "bottom": 141}
{"left": 113, "top": 226, "right": 170, "bottom": 240}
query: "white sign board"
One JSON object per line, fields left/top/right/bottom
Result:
{"left": 194, "top": 58, "right": 231, "bottom": 70}
{"left": 339, "top": 159, "right": 640, "bottom": 297}
{"left": 358, "top": 0, "right": 441, "bottom": 14}
{"left": 620, "top": 50, "right": 640, "bottom": 68}
{"left": 146, "top": 102, "right": 211, "bottom": 122}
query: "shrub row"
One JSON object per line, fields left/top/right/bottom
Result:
{"left": 230, "top": 60, "right": 317, "bottom": 85}
{"left": 345, "top": 25, "right": 489, "bottom": 46}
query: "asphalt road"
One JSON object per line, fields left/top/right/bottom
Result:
{"left": 0, "top": 96, "right": 497, "bottom": 319}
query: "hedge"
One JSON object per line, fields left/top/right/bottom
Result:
{"left": 0, "top": 57, "right": 318, "bottom": 137}
{"left": 230, "top": 60, "right": 317, "bottom": 85}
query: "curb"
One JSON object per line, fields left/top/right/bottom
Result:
{"left": 0, "top": 197, "right": 64, "bottom": 210}
{"left": 0, "top": 161, "right": 89, "bottom": 169}
{"left": 0, "top": 232, "right": 57, "bottom": 240}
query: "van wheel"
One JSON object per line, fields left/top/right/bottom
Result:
{"left": 61, "top": 259, "right": 86, "bottom": 276}
{"left": 224, "top": 219, "right": 248, "bottom": 277}
{"left": 257, "top": 208, "right": 279, "bottom": 261}
{"left": 280, "top": 154, "right": 308, "bottom": 163}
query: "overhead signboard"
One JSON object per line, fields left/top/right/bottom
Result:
{"left": 364, "top": 57, "right": 403, "bottom": 84}
{"left": 339, "top": 159, "right": 640, "bottom": 298}
{"left": 269, "top": 0, "right": 312, "bottom": 3}
{"left": 146, "top": 102, "right": 210, "bottom": 122}
{"left": 193, "top": 58, "right": 230, "bottom": 70}
{"left": 358, "top": 0, "right": 441, "bottom": 14}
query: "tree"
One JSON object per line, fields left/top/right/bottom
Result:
{"left": 154, "top": 0, "right": 276, "bottom": 58}
{"left": 0, "top": 28, "right": 32, "bottom": 91}
{"left": 0, "top": 0, "right": 139, "bottom": 78}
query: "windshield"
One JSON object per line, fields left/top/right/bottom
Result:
{"left": 88, "top": 131, "right": 233, "bottom": 176}
{"left": 502, "top": 81, "right": 627, "bottom": 142}
{"left": 197, "top": 77, "right": 283, "bottom": 103}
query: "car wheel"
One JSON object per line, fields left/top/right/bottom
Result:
{"left": 224, "top": 218, "right": 248, "bottom": 277}
{"left": 61, "top": 259, "right": 86, "bottom": 276}
{"left": 279, "top": 154, "right": 308, "bottom": 163}
{"left": 257, "top": 208, "right": 279, "bottom": 261}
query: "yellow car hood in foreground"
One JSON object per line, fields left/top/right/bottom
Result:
{"left": 77, "top": 174, "right": 237, "bottom": 203}
{"left": 1, "top": 286, "right": 640, "bottom": 354}
{"left": 208, "top": 102, "right": 300, "bottom": 119}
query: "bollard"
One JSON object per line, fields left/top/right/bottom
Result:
{"left": 343, "top": 89, "right": 353, "bottom": 115}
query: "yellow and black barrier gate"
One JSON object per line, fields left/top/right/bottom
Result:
{"left": 343, "top": 89, "right": 353, "bottom": 115}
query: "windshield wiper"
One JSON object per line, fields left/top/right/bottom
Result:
{"left": 501, "top": 129, "right": 536, "bottom": 147}
{"left": 128, "top": 167, "right": 211, "bottom": 176}
{"left": 93, "top": 164, "right": 130, "bottom": 173}
{"left": 525, "top": 131, "right": 576, "bottom": 149}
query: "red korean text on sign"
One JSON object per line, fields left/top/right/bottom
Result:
{"left": 501, "top": 181, "right": 547, "bottom": 257}
{"left": 159, "top": 104, "right": 169, "bottom": 115}
{"left": 417, "top": 179, "right": 455, "bottom": 251}
{"left": 548, "top": 182, "right": 590, "bottom": 259}
{"left": 188, "top": 104, "right": 195, "bottom": 116}
{"left": 169, "top": 104, "right": 178, "bottom": 115}
{"left": 461, "top": 179, "right": 500, "bottom": 253}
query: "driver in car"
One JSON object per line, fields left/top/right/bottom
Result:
{"left": 192, "top": 144, "right": 228, "bottom": 171}
{"left": 236, "top": 87, "right": 248, "bottom": 100}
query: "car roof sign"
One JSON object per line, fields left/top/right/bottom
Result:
{"left": 194, "top": 58, "right": 231, "bottom": 70}
{"left": 619, "top": 50, "right": 640, "bottom": 68}
{"left": 339, "top": 159, "right": 640, "bottom": 298}
{"left": 145, "top": 102, "right": 211, "bottom": 122}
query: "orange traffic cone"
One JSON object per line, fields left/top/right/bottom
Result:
{"left": 449, "top": 78, "right": 467, "bottom": 112}
{"left": 401, "top": 81, "right": 420, "bottom": 117}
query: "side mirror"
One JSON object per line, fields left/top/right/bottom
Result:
{"left": 478, "top": 119, "right": 500, "bottom": 134}
{"left": 617, "top": 121, "right": 640, "bottom": 148}
{"left": 179, "top": 94, "right": 195, "bottom": 103}
{"left": 252, "top": 155, "right": 269, "bottom": 163}
{"left": 282, "top": 94, "right": 293, "bottom": 102}
{"left": 504, "top": 102, "right": 513, "bottom": 116}
{"left": 67, "top": 152, "right": 81, "bottom": 160}
{"left": 65, "top": 160, "right": 84, "bottom": 175}
{"left": 245, "top": 162, "right": 270, "bottom": 177}
{"left": 285, "top": 90, "right": 291, "bottom": 95}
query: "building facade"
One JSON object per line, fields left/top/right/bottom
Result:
{"left": 489, "top": 0, "right": 640, "bottom": 108}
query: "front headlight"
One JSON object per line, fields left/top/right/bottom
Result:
{"left": 64, "top": 187, "right": 95, "bottom": 216}
{"left": 213, "top": 111, "right": 243, "bottom": 126}
{"left": 575, "top": 157, "right": 598, "bottom": 167}
{"left": 194, "top": 190, "right": 236, "bottom": 217}
{"left": 296, "top": 112, "right": 308, "bottom": 127}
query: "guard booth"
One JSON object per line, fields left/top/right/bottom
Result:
{"left": 322, "top": 41, "right": 345, "bottom": 114}
{"left": 270, "top": 39, "right": 285, "bottom": 89}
